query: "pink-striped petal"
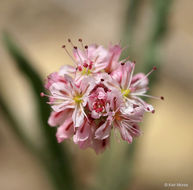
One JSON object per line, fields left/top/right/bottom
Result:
{"left": 56, "top": 117, "right": 74, "bottom": 143}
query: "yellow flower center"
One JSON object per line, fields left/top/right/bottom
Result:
{"left": 73, "top": 95, "right": 82, "bottom": 104}
{"left": 121, "top": 89, "right": 131, "bottom": 97}
{"left": 82, "top": 68, "right": 91, "bottom": 75}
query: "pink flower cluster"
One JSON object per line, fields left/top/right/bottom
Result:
{"left": 42, "top": 39, "right": 163, "bottom": 154}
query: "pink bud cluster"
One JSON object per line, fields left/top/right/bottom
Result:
{"left": 42, "top": 39, "right": 163, "bottom": 154}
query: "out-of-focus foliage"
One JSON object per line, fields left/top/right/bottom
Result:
{"left": 2, "top": 33, "right": 76, "bottom": 190}
{"left": 95, "top": 1, "right": 172, "bottom": 190}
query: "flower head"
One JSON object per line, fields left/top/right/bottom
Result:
{"left": 42, "top": 39, "right": 163, "bottom": 154}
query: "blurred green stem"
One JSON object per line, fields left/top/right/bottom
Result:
{"left": 143, "top": 0, "right": 173, "bottom": 75}
{"left": 0, "top": 94, "right": 39, "bottom": 155}
{"left": 96, "top": 1, "right": 173, "bottom": 190}
{"left": 121, "top": 0, "right": 141, "bottom": 59}
{"left": 0, "top": 95, "right": 61, "bottom": 190}
{"left": 124, "top": 0, "right": 173, "bottom": 189}
{"left": 2, "top": 33, "right": 76, "bottom": 190}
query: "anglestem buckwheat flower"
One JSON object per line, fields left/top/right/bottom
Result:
{"left": 42, "top": 39, "right": 164, "bottom": 154}
{"left": 43, "top": 74, "right": 94, "bottom": 127}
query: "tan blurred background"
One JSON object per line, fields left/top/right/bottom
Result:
{"left": 0, "top": 0, "right": 193, "bottom": 190}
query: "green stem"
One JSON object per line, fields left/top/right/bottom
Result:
{"left": 143, "top": 0, "right": 173, "bottom": 75}
{"left": 0, "top": 94, "right": 38, "bottom": 153}
{"left": 124, "top": 1, "right": 173, "bottom": 190}
{"left": 2, "top": 33, "right": 76, "bottom": 190}
{"left": 121, "top": 0, "right": 142, "bottom": 59}
{"left": 108, "top": 1, "right": 173, "bottom": 190}
{"left": 0, "top": 94, "right": 73, "bottom": 190}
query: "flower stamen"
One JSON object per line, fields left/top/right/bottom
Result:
{"left": 121, "top": 88, "right": 131, "bottom": 97}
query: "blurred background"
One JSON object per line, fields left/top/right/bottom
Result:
{"left": 0, "top": 0, "right": 193, "bottom": 190}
